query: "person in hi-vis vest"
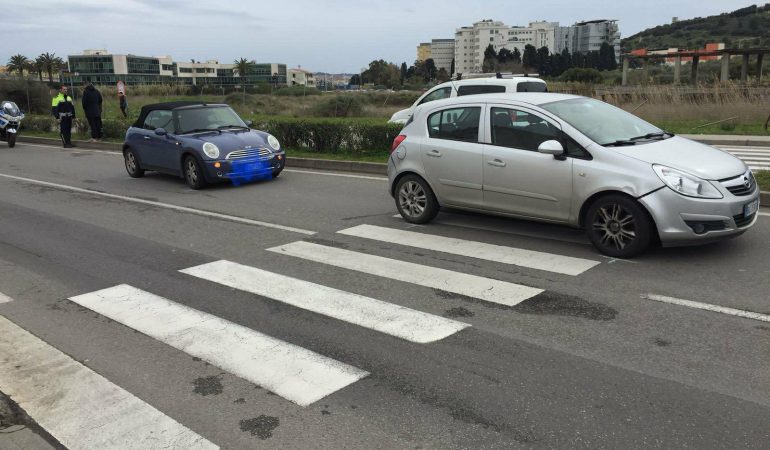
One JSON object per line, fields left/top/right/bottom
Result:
{"left": 51, "top": 85, "right": 76, "bottom": 148}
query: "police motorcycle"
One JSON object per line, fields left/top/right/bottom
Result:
{"left": 0, "top": 101, "right": 24, "bottom": 148}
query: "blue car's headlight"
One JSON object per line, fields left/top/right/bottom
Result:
{"left": 267, "top": 135, "right": 281, "bottom": 151}
{"left": 202, "top": 142, "right": 220, "bottom": 159}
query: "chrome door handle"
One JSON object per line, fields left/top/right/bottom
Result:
{"left": 143, "top": 136, "right": 151, "bottom": 140}
{"left": 487, "top": 159, "right": 506, "bottom": 167}
{"left": 427, "top": 150, "right": 443, "bottom": 157}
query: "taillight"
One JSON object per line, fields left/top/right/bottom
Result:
{"left": 391, "top": 134, "right": 406, "bottom": 153}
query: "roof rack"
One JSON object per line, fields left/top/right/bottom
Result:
{"left": 452, "top": 72, "right": 540, "bottom": 80}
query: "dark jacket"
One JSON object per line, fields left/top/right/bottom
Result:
{"left": 81, "top": 85, "right": 103, "bottom": 118}
{"left": 51, "top": 93, "right": 76, "bottom": 118}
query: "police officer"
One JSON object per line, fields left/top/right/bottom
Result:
{"left": 51, "top": 85, "right": 76, "bottom": 148}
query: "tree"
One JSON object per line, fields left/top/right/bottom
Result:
{"left": 33, "top": 56, "right": 45, "bottom": 82}
{"left": 361, "top": 59, "right": 401, "bottom": 88}
{"left": 536, "top": 46, "right": 550, "bottom": 76}
{"left": 436, "top": 68, "right": 450, "bottom": 83}
{"left": 522, "top": 45, "right": 537, "bottom": 70}
{"left": 7, "top": 54, "right": 29, "bottom": 77}
{"left": 497, "top": 48, "right": 513, "bottom": 64}
{"left": 400, "top": 62, "right": 407, "bottom": 85}
{"left": 598, "top": 42, "right": 618, "bottom": 71}
{"left": 511, "top": 47, "right": 522, "bottom": 65}
{"left": 349, "top": 74, "right": 361, "bottom": 85}
{"left": 423, "top": 58, "right": 437, "bottom": 82}
{"left": 38, "top": 52, "right": 65, "bottom": 83}
{"left": 450, "top": 58, "right": 455, "bottom": 77}
{"left": 233, "top": 57, "right": 256, "bottom": 78}
{"left": 482, "top": 44, "right": 498, "bottom": 72}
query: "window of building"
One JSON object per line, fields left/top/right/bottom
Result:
{"left": 428, "top": 107, "right": 481, "bottom": 143}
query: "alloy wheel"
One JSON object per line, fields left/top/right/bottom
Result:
{"left": 592, "top": 203, "right": 637, "bottom": 251}
{"left": 398, "top": 181, "right": 427, "bottom": 218}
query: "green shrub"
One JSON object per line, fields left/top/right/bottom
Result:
{"left": 560, "top": 68, "right": 604, "bottom": 84}
{"left": 309, "top": 95, "right": 366, "bottom": 117}
{"left": 0, "top": 79, "right": 53, "bottom": 115}
{"left": 274, "top": 85, "right": 322, "bottom": 96}
{"left": 21, "top": 115, "right": 57, "bottom": 133}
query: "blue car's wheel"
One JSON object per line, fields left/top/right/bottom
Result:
{"left": 184, "top": 155, "right": 206, "bottom": 190}
{"left": 124, "top": 148, "right": 144, "bottom": 178}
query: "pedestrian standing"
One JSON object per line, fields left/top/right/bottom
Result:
{"left": 82, "top": 81, "right": 103, "bottom": 142}
{"left": 118, "top": 91, "right": 128, "bottom": 118}
{"left": 51, "top": 85, "right": 76, "bottom": 148}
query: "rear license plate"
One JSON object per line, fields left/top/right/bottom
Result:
{"left": 744, "top": 199, "right": 759, "bottom": 217}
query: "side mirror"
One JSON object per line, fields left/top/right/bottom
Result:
{"left": 537, "top": 140, "right": 564, "bottom": 157}
{"left": 154, "top": 128, "right": 167, "bottom": 136}
{"left": 245, "top": 120, "right": 253, "bottom": 127}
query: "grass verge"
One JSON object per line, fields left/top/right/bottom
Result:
{"left": 755, "top": 170, "right": 770, "bottom": 192}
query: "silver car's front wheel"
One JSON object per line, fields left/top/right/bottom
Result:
{"left": 395, "top": 174, "right": 439, "bottom": 224}
{"left": 586, "top": 195, "right": 653, "bottom": 258}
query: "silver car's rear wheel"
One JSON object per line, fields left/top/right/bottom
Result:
{"left": 586, "top": 195, "right": 653, "bottom": 258}
{"left": 395, "top": 174, "right": 439, "bottom": 224}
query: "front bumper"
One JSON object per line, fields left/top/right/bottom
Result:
{"left": 639, "top": 185, "right": 760, "bottom": 246}
{"left": 201, "top": 154, "right": 285, "bottom": 182}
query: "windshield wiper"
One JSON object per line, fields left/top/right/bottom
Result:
{"left": 180, "top": 128, "right": 218, "bottom": 135}
{"left": 601, "top": 139, "right": 638, "bottom": 147}
{"left": 601, "top": 131, "right": 674, "bottom": 147}
{"left": 216, "top": 125, "right": 249, "bottom": 131}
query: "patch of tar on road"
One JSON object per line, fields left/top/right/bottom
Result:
{"left": 240, "top": 415, "right": 279, "bottom": 439}
{"left": 304, "top": 237, "right": 350, "bottom": 249}
{"left": 234, "top": 398, "right": 246, "bottom": 404}
{"left": 321, "top": 409, "right": 331, "bottom": 416}
{"left": 82, "top": 180, "right": 98, "bottom": 184}
{"left": 513, "top": 292, "right": 617, "bottom": 321}
{"left": 70, "top": 152, "right": 89, "bottom": 157}
{"left": 654, "top": 338, "right": 672, "bottom": 347}
{"left": 192, "top": 374, "right": 223, "bottom": 396}
{"left": 445, "top": 307, "right": 475, "bottom": 318}
{"left": 755, "top": 325, "right": 770, "bottom": 332}
{"left": 433, "top": 289, "right": 510, "bottom": 310}
{"left": 46, "top": 302, "right": 65, "bottom": 311}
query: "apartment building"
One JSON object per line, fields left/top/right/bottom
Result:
{"left": 287, "top": 67, "right": 316, "bottom": 87}
{"left": 416, "top": 43, "right": 431, "bottom": 62}
{"left": 430, "top": 39, "right": 455, "bottom": 73}
{"left": 66, "top": 49, "right": 288, "bottom": 86}
{"left": 556, "top": 20, "right": 621, "bottom": 60}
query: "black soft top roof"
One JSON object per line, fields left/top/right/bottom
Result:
{"left": 133, "top": 102, "right": 227, "bottom": 128}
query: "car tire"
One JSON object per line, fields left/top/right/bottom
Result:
{"left": 586, "top": 194, "right": 653, "bottom": 258}
{"left": 272, "top": 167, "right": 283, "bottom": 178}
{"left": 395, "top": 174, "right": 439, "bottom": 224}
{"left": 7, "top": 133, "right": 15, "bottom": 148}
{"left": 183, "top": 155, "right": 206, "bottom": 190}
{"left": 124, "top": 148, "right": 145, "bottom": 178}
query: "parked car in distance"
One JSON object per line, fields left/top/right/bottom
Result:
{"left": 388, "top": 93, "right": 759, "bottom": 257}
{"left": 388, "top": 76, "right": 547, "bottom": 125}
{"left": 123, "top": 102, "right": 285, "bottom": 189}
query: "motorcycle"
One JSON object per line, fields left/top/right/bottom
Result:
{"left": 0, "top": 101, "right": 24, "bottom": 148}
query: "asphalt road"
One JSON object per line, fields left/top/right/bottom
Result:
{"left": 0, "top": 141, "right": 768, "bottom": 449}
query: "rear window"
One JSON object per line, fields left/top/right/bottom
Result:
{"left": 457, "top": 85, "right": 506, "bottom": 96}
{"left": 516, "top": 82, "right": 547, "bottom": 93}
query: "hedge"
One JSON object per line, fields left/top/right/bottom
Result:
{"left": 21, "top": 114, "right": 403, "bottom": 156}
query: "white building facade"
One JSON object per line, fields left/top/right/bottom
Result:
{"left": 287, "top": 67, "right": 316, "bottom": 87}
{"left": 430, "top": 39, "right": 455, "bottom": 73}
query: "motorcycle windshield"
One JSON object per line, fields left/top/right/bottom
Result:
{"left": 1, "top": 102, "right": 20, "bottom": 117}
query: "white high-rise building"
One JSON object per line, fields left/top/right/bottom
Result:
{"left": 454, "top": 20, "right": 511, "bottom": 74}
{"left": 430, "top": 39, "right": 455, "bottom": 73}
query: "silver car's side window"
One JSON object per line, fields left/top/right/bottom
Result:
{"left": 419, "top": 87, "right": 452, "bottom": 105}
{"left": 490, "top": 107, "right": 559, "bottom": 152}
{"left": 427, "top": 107, "right": 481, "bottom": 143}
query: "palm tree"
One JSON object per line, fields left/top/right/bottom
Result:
{"left": 33, "top": 56, "right": 45, "bottom": 82}
{"left": 7, "top": 54, "right": 29, "bottom": 77}
{"left": 233, "top": 57, "right": 256, "bottom": 78}
{"left": 38, "top": 52, "right": 67, "bottom": 83}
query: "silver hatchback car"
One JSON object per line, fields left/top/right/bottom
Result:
{"left": 387, "top": 93, "right": 760, "bottom": 257}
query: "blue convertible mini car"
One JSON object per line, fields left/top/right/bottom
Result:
{"left": 122, "top": 102, "right": 285, "bottom": 189}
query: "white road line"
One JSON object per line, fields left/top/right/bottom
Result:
{"left": 284, "top": 168, "right": 387, "bottom": 181}
{"left": 642, "top": 294, "right": 770, "bottom": 323}
{"left": 69, "top": 285, "right": 366, "bottom": 406}
{"left": 758, "top": 212, "right": 770, "bottom": 217}
{"left": 0, "top": 292, "right": 13, "bottom": 304}
{"left": 0, "top": 173, "right": 316, "bottom": 235}
{"left": 0, "top": 314, "right": 218, "bottom": 450}
{"left": 181, "top": 260, "right": 469, "bottom": 343}
{"left": 267, "top": 241, "right": 543, "bottom": 306}
{"left": 337, "top": 224, "right": 600, "bottom": 276}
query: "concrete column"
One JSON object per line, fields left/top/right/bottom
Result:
{"left": 674, "top": 56, "right": 681, "bottom": 84}
{"left": 757, "top": 53, "right": 765, "bottom": 83}
{"left": 741, "top": 54, "right": 749, "bottom": 83}
{"left": 690, "top": 55, "right": 699, "bottom": 85}
{"left": 622, "top": 58, "right": 629, "bottom": 86}
{"left": 720, "top": 54, "right": 730, "bottom": 83}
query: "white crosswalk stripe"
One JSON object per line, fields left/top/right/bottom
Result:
{"left": 181, "top": 261, "right": 469, "bottom": 343}
{"left": 0, "top": 314, "right": 218, "bottom": 450}
{"left": 69, "top": 284, "right": 368, "bottom": 406}
{"left": 337, "top": 224, "right": 600, "bottom": 276}
{"left": 719, "top": 146, "right": 770, "bottom": 172}
{"left": 267, "top": 241, "right": 543, "bottom": 306}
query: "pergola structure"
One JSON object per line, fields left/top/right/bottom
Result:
{"left": 622, "top": 48, "right": 770, "bottom": 85}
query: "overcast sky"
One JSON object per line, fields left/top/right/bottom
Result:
{"left": 4, "top": 0, "right": 758, "bottom": 73}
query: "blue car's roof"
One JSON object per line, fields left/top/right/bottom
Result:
{"left": 133, "top": 102, "right": 228, "bottom": 128}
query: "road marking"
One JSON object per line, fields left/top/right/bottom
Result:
{"left": 69, "top": 284, "right": 366, "bottom": 406}
{"left": 181, "top": 260, "right": 469, "bottom": 343}
{"left": 641, "top": 294, "right": 770, "bottom": 323}
{"left": 267, "top": 241, "right": 543, "bottom": 306}
{"left": 337, "top": 224, "right": 600, "bottom": 276}
{"left": 284, "top": 169, "right": 387, "bottom": 181}
{"left": 0, "top": 291, "right": 12, "bottom": 304}
{"left": 0, "top": 314, "right": 218, "bottom": 450}
{"left": 758, "top": 212, "right": 769, "bottom": 217}
{"left": 0, "top": 173, "right": 316, "bottom": 235}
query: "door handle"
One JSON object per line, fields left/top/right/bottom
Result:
{"left": 427, "top": 150, "right": 443, "bottom": 157}
{"left": 487, "top": 159, "right": 506, "bottom": 167}
{"left": 143, "top": 136, "right": 151, "bottom": 140}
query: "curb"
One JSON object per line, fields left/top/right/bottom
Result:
{"left": 13, "top": 136, "right": 770, "bottom": 207}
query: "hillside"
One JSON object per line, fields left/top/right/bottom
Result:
{"left": 622, "top": 4, "right": 770, "bottom": 50}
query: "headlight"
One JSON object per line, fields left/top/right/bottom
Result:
{"left": 653, "top": 165, "right": 723, "bottom": 199}
{"left": 267, "top": 135, "right": 281, "bottom": 151}
{"left": 202, "top": 142, "right": 220, "bottom": 159}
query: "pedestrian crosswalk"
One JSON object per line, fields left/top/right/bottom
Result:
{"left": 720, "top": 146, "right": 770, "bottom": 172}
{"left": 0, "top": 220, "right": 602, "bottom": 447}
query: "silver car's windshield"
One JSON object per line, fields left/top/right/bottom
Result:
{"left": 175, "top": 106, "right": 247, "bottom": 134}
{"left": 541, "top": 98, "right": 665, "bottom": 146}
